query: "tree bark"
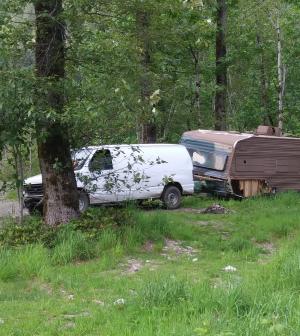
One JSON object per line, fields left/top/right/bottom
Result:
{"left": 189, "top": 46, "right": 202, "bottom": 127}
{"left": 256, "top": 34, "right": 274, "bottom": 126}
{"left": 276, "top": 17, "right": 285, "bottom": 131}
{"left": 136, "top": 9, "right": 156, "bottom": 143}
{"left": 35, "top": 0, "right": 79, "bottom": 226}
{"left": 13, "top": 145, "right": 24, "bottom": 224}
{"left": 214, "top": 0, "right": 227, "bottom": 131}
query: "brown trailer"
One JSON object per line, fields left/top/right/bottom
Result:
{"left": 180, "top": 127, "right": 300, "bottom": 198}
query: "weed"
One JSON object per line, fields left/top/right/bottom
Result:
{"left": 0, "top": 244, "right": 49, "bottom": 281}
{"left": 227, "top": 236, "right": 253, "bottom": 252}
{"left": 140, "top": 275, "right": 190, "bottom": 308}
{"left": 51, "top": 230, "right": 95, "bottom": 265}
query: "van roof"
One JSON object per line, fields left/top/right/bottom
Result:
{"left": 84, "top": 144, "right": 186, "bottom": 150}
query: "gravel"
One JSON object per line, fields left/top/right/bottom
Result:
{"left": 0, "top": 199, "right": 27, "bottom": 218}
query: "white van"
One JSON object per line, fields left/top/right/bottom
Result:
{"left": 23, "top": 144, "right": 194, "bottom": 212}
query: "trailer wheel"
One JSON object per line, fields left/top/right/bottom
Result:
{"left": 78, "top": 190, "right": 89, "bottom": 213}
{"left": 162, "top": 185, "right": 181, "bottom": 210}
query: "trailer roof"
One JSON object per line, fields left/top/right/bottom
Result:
{"left": 182, "top": 130, "right": 253, "bottom": 148}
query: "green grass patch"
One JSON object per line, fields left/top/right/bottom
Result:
{"left": 0, "top": 193, "right": 300, "bottom": 334}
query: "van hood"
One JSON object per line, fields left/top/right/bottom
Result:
{"left": 24, "top": 174, "right": 82, "bottom": 187}
{"left": 24, "top": 174, "right": 42, "bottom": 185}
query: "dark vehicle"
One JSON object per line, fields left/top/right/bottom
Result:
{"left": 181, "top": 126, "right": 300, "bottom": 198}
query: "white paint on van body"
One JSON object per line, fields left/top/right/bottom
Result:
{"left": 24, "top": 144, "right": 194, "bottom": 204}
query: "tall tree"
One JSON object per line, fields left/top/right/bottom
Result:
{"left": 34, "top": 0, "right": 79, "bottom": 226}
{"left": 136, "top": 7, "right": 156, "bottom": 143}
{"left": 256, "top": 34, "right": 273, "bottom": 126}
{"left": 215, "top": 0, "right": 228, "bottom": 131}
{"left": 276, "top": 16, "right": 285, "bottom": 130}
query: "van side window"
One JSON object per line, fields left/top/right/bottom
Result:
{"left": 89, "top": 150, "right": 113, "bottom": 172}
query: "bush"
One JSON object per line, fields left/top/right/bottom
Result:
{"left": 0, "top": 206, "right": 174, "bottom": 269}
{"left": 74, "top": 207, "right": 135, "bottom": 237}
{"left": 0, "top": 216, "right": 57, "bottom": 248}
{"left": 0, "top": 206, "right": 136, "bottom": 249}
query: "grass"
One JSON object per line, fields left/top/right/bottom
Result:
{"left": 1, "top": 192, "right": 300, "bottom": 334}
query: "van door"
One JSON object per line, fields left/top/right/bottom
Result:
{"left": 109, "top": 146, "right": 145, "bottom": 202}
{"left": 86, "top": 149, "right": 117, "bottom": 203}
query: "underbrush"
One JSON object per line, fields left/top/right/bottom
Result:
{"left": 0, "top": 206, "right": 177, "bottom": 280}
{"left": 1, "top": 194, "right": 300, "bottom": 334}
{"left": 0, "top": 206, "right": 135, "bottom": 247}
{"left": 0, "top": 192, "right": 300, "bottom": 282}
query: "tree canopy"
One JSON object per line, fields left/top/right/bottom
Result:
{"left": 1, "top": 0, "right": 300, "bottom": 223}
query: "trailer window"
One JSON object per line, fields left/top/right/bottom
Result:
{"left": 192, "top": 150, "right": 227, "bottom": 171}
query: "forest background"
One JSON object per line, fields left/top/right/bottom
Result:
{"left": 0, "top": 0, "right": 300, "bottom": 223}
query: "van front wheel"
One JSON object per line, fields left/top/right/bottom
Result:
{"left": 162, "top": 185, "right": 181, "bottom": 210}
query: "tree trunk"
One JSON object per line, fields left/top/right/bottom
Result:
{"left": 276, "top": 17, "right": 285, "bottom": 131}
{"left": 13, "top": 145, "right": 24, "bottom": 224}
{"left": 256, "top": 34, "right": 273, "bottom": 126}
{"left": 136, "top": 9, "right": 156, "bottom": 143}
{"left": 35, "top": 0, "right": 79, "bottom": 226}
{"left": 189, "top": 46, "right": 202, "bottom": 127}
{"left": 214, "top": 0, "right": 227, "bottom": 131}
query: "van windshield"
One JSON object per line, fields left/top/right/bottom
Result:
{"left": 71, "top": 149, "right": 91, "bottom": 170}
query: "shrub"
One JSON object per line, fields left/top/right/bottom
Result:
{"left": 0, "top": 216, "right": 57, "bottom": 248}
{"left": 0, "top": 206, "right": 135, "bottom": 248}
{"left": 74, "top": 207, "right": 135, "bottom": 237}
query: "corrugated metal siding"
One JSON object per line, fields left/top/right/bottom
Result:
{"left": 231, "top": 137, "right": 300, "bottom": 190}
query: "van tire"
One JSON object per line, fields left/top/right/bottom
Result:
{"left": 27, "top": 205, "right": 43, "bottom": 216}
{"left": 162, "top": 185, "right": 181, "bottom": 210}
{"left": 78, "top": 190, "right": 89, "bottom": 213}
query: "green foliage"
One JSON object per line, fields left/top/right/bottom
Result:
{"left": 72, "top": 207, "right": 134, "bottom": 237}
{"left": 0, "top": 216, "right": 57, "bottom": 248}
{"left": 1, "top": 0, "right": 300, "bottom": 166}
{"left": 0, "top": 207, "right": 134, "bottom": 248}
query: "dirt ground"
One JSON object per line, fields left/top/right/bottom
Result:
{"left": 0, "top": 198, "right": 26, "bottom": 218}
